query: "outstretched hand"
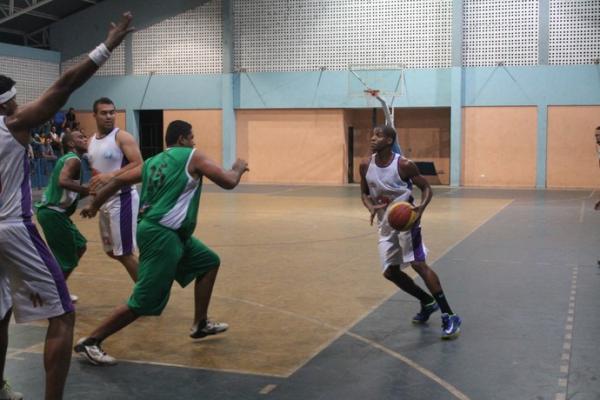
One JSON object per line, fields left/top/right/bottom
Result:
{"left": 104, "top": 12, "right": 135, "bottom": 51}
{"left": 80, "top": 205, "right": 98, "bottom": 219}
{"left": 233, "top": 158, "right": 249, "bottom": 174}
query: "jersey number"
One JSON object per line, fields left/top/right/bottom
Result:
{"left": 147, "top": 163, "right": 168, "bottom": 193}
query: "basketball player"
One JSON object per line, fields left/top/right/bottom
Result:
{"left": 87, "top": 97, "right": 143, "bottom": 282}
{"left": 0, "top": 12, "right": 133, "bottom": 399}
{"left": 360, "top": 125, "right": 461, "bottom": 339}
{"left": 595, "top": 127, "right": 600, "bottom": 266}
{"left": 74, "top": 120, "right": 249, "bottom": 365}
{"left": 36, "top": 131, "right": 89, "bottom": 301}
{"left": 595, "top": 126, "right": 600, "bottom": 211}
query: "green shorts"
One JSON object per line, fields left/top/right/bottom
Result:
{"left": 36, "top": 207, "right": 87, "bottom": 273}
{"left": 128, "top": 220, "right": 220, "bottom": 316}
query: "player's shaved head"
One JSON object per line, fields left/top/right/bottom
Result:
{"left": 374, "top": 125, "right": 397, "bottom": 143}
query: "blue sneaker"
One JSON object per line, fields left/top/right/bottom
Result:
{"left": 412, "top": 301, "right": 439, "bottom": 324}
{"left": 441, "top": 313, "right": 461, "bottom": 340}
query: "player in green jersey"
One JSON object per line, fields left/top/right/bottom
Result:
{"left": 74, "top": 120, "right": 248, "bottom": 365}
{"left": 36, "top": 130, "right": 89, "bottom": 301}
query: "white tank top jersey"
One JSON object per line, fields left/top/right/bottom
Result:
{"left": 365, "top": 153, "right": 413, "bottom": 221}
{"left": 0, "top": 116, "right": 33, "bottom": 223}
{"left": 87, "top": 127, "right": 135, "bottom": 195}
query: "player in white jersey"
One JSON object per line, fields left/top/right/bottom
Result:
{"left": 595, "top": 127, "right": 600, "bottom": 266}
{"left": 0, "top": 13, "right": 133, "bottom": 400}
{"left": 360, "top": 125, "right": 461, "bottom": 340}
{"left": 87, "top": 97, "right": 142, "bottom": 282}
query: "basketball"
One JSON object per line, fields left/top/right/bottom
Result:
{"left": 387, "top": 201, "right": 418, "bottom": 231}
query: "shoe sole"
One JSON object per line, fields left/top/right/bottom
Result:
{"left": 74, "top": 344, "right": 116, "bottom": 366}
{"left": 190, "top": 327, "right": 228, "bottom": 339}
{"left": 441, "top": 328, "right": 461, "bottom": 340}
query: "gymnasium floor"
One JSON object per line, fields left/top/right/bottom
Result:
{"left": 7, "top": 185, "right": 600, "bottom": 399}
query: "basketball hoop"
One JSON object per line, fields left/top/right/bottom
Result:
{"left": 364, "top": 89, "right": 380, "bottom": 97}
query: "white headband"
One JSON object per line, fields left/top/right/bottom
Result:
{"left": 0, "top": 86, "right": 16, "bottom": 104}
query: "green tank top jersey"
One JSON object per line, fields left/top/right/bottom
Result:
{"left": 139, "top": 147, "right": 202, "bottom": 238}
{"left": 36, "top": 152, "right": 81, "bottom": 216}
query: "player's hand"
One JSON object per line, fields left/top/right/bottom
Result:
{"left": 104, "top": 12, "right": 134, "bottom": 51}
{"left": 412, "top": 205, "right": 424, "bottom": 222}
{"left": 80, "top": 205, "right": 98, "bottom": 219}
{"left": 89, "top": 173, "right": 112, "bottom": 192}
{"left": 369, "top": 204, "right": 386, "bottom": 226}
{"left": 233, "top": 158, "right": 249, "bottom": 174}
{"left": 594, "top": 200, "right": 600, "bottom": 211}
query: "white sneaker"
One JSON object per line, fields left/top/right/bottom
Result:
{"left": 74, "top": 337, "right": 117, "bottom": 366}
{"left": 190, "top": 319, "right": 229, "bottom": 339}
{"left": 0, "top": 381, "right": 23, "bottom": 400}
{"left": 70, "top": 294, "right": 78, "bottom": 303}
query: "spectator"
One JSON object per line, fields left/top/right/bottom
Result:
{"left": 49, "top": 125, "right": 62, "bottom": 157}
{"left": 41, "top": 134, "right": 57, "bottom": 161}
{"left": 65, "top": 107, "right": 77, "bottom": 129}
{"left": 27, "top": 143, "right": 34, "bottom": 160}
{"left": 53, "top": 110, "right": 66, "bottom": 133}
{"left": 31, "top": 134, "right": 42, "bottom": 158}
{"left": 41, "top": 118, "right": 52, "bottom": 135}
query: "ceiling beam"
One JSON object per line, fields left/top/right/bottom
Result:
{"left": 0, "top": 26, "right": 25, "bottom": 35}
{"left": 80, "top": 0, "right": 97, "bottom": 3}
{"left": 0, "top": 0, "right": 56, "bottom": 25}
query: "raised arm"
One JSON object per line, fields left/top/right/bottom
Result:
{"left": 5, "top": 12, "right": 134, "bottom": 146}
{"left": 366, "top": 89, "right": 402, "bottom": 155}
{"left": 190, "top": 150, "right": 248, "bottom": 190}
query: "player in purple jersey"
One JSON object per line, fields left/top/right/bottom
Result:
{"left": 0, "top": 13, "right": 133, "bottom": 400}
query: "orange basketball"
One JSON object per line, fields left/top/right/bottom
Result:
{"left": 387, "top": 201, "right": 418, "bottom": 231}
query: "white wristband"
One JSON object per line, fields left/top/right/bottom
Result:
{"left": 88, "top": 43, "right": 111, "bottom": 67}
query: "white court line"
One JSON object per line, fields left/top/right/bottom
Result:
{"left": 223, "top": 199, "right": 513, "bottom": 396}
{"left": 259, "top": 384, "right": 278, "bottom": 394}
{"left": 216, "top": 295, "right": 471, "bottom": 400}
{"left": 346, "top": 331, "right": 470, "bottom": 400}
{"left": 6, "top": 341, "right": 45, "bottom": 359}
{"left": 579, "top": 201, "right": 585, "bottom": 223}
{"left": 104, "top": 357, "right": 287, "bottom": 378}
{"left": 65, "top": 195, "right": 513, "bottom": 397}
{"left": 556, "top": 266, "right": 578, "bottom": 399}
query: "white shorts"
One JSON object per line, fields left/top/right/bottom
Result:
{"left": 377, "top": 218, "right": 428, "bottom": 272}
{"left": 99, "top": 188, "right": 139, "bottom": 256}
{"left": 0, "top": 221, "right": 74, "bottom": 323}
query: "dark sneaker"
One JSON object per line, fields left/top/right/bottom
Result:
{"left": 412, "top": 301, "right": 439, "bottom": 324}
{"left": 74, "top": 337, "right": 117, "bottom": 366}
{"left": 190, "top": 319, "right": 229, "bottom": 339}
{"left": 441, "top": 314, "right": 462, "bottom": 340}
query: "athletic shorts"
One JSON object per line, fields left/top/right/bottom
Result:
{"left": 99, "top": 189, "right": 138, "bottom": 256}
{"left": 377, "top": 217, "right": 428, "bottom": 271}
{"left": 0, "top": 221, "right": 74, "bottom": 323}
{"left": 127, "top": 220, "right": 220, "bottom": 316}
{"left": 36, "top": 207, "right": 87, "bottom": 273}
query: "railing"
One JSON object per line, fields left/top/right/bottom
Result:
{"left": 30, "top": 158, "right": 92, "bottom": 190}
